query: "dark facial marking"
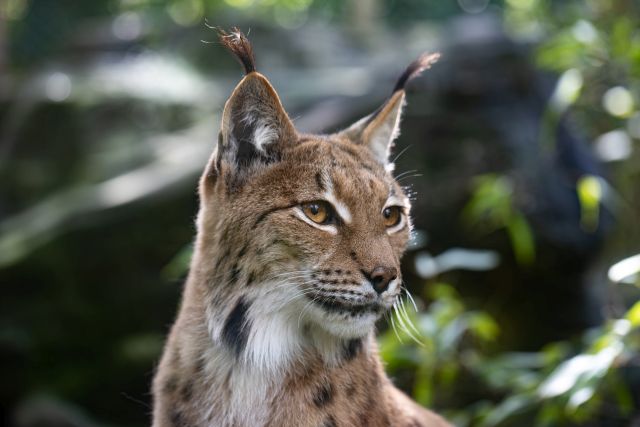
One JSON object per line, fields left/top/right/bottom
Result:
{"left": 222, "top": 297, "right": 251, "bottom": 356}
{"left": 253, "top": 202, "right": 298, "bottom": 228}
{"left": 313, "top": 381, "right": 334, "bottom": 408}
{"left": 313, "top": 297, "right": 380, "bottom": 316}
{"left": 315, "top": 172, "right": 325, "bottom": 192}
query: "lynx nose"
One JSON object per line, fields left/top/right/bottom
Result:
{"left": 366, "top": 266, "right": 398, "bottom": 295}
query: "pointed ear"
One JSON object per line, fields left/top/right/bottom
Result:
{"left": 200, "top": 28, "right": 296, "bottom": 196}
{"left": 218, "top": 72, "right": 296, "bottom": 168}
{"left": 339, "top": 52, "right": 440, "bottom": 167}
{"left": 340, "top": 91, "right": 405, "bottom": 167}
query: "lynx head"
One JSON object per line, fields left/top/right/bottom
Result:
{"left": 195, "top": 29, "right": 438, "bottom": 365}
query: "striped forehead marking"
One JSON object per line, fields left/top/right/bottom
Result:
{"left": 321, "top": 171, "right": 352, "bottom": 224}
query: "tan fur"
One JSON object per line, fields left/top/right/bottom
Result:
{"left": 152, "top": 30, "right": 450, "bottom": 427}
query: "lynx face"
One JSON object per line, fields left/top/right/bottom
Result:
{"left": 247, "top": 138, "right": 407, "bottom": 338}
{"left": 195, "top": 30, "right": 437, "bottom": 359}
{"left": 198, "top": 132, "right": 411, "bottom": 341}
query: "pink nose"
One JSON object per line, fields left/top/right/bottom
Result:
{"left": 367, "top": 266, "right": 398, "bottom": 294}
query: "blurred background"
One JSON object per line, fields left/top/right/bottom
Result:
{"left": 1, "top": 0, "right": 640, "bottom": 426}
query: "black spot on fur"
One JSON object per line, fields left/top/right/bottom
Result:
{"left": 230, "top": 262, "right": 241, "bottom": 283}
{"left": 343, "top": 338, "right": 362, "bottom": 361}
{"left": 163, "top": 376, "right": 178, "bottom": 394}
{"left": 322, "top": 414, "right": 337, "bottom": 427}
{"left": 222, "top": 297, "right": 251, "bottom": 356}
{"left": 359, "top": 410, "right": 370, "bottom": 425}
{"left": 248, "top": 270, "right": 257, "bottom": 285}
{"left": 345, "top": 380, "right": 356, "bottom": 396}
{"left": 213, "top": 132, "right": 224, "bottom": 174}
{"left": 313, "top": 381, "right": 334, "bottom": 408}
{"left": 237, "top": 244, "right": 248, "bottom": 259}
{"left": 315, "top": 172, "right": 325, "bottom": 192}
{"left": 180, "top": 380, "right": 193, "bottom": 402}
{"left": 214, "top": 249, "right": 230, "bottom": 274}
{"left": 195, "top": 357, "right": 205, "bottom": 374}
{"left": 371, "top": 371, "right": 381, "bottom": 387}
{"left": 170, "top": 409, "right": 186, "bottom": 427}
{"left": 349, "top": 251, "right": 358, "bottom": 261}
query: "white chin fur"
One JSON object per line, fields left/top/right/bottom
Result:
{"left": 305, "top": 304, "right": 379, "bottom": 339}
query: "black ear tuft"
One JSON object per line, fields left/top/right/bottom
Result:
{"left": 392, "top": 52, "right": 440, "bottom": 93}
{"left": 218, "top": 27, "right": 256, "bottom": 75}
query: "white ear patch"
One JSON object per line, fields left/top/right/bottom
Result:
{"left": 252, "top": 121, "right": 278, "bottom": 151}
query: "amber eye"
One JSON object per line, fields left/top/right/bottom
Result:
{"left": 382, "top": 206, "right": 403, "bottom": 227}
{"left": 302, "top": 201, "right": 333, "bottom": 224}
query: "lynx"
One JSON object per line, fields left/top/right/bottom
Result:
{"left": 152, "top": 29, "right": 450, "bottom": 427}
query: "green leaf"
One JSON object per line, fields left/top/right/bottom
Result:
{"left": 625, "top": 300, "right": 640, "bottom": 327}
{"left": 480, "top": 395, "right": 534, "bottom": 427}
{"left": 506, "top": 214, "right": 535, "bottom": 266}
{"left": 576, "top": 175, "right": 602, "bottom": 232}
{"left": 468, "top": 312, "right": 500, "bottom": 342}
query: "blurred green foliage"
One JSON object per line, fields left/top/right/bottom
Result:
{"left": 463, "top": 174, "right": 536, "bottom": 266}
{"left": 381, "top": 284, "right": 640, "bottom": 427}
{"left": 379, "top": 1, "right": 640, "bottom": 426}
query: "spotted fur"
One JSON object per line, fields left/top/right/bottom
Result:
{"left": 152, "top": 29, "right": 450, "bottom": 427}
